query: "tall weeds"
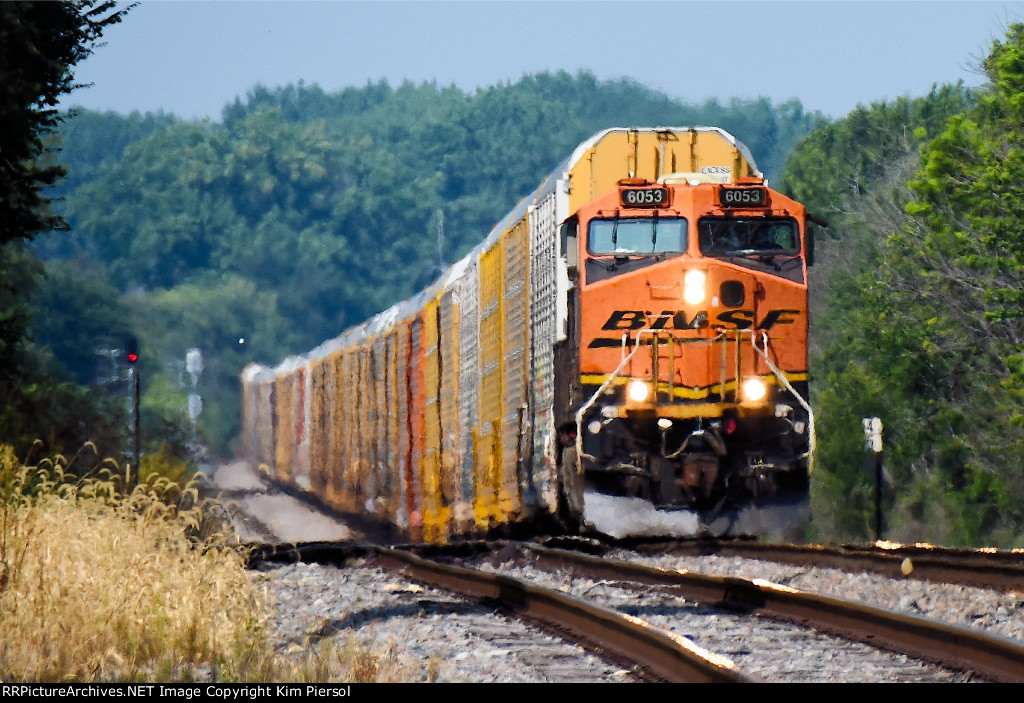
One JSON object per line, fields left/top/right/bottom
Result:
{"left": 0, "top": 445, "right": 419, "bottom": 682}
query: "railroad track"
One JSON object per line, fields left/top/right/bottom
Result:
{"left": 251, "top": 540, "right": 1024, "bottom": 682}
{"left": 615, "top": 538, "right": 1024, "bottom": 592}
{"left": 514, "top": 542, "right": 1024, "bottom": 682}
{"left": 252, "top": 542, "right": 751, "bottom": 682}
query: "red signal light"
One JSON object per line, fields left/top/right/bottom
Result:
{"left": 125, "top": 336, "right": 139, "bottom": 365}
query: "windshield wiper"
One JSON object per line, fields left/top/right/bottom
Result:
{"left": 720, "top": 251, "right": 800, "bottom": 272}
{"left": 590, "top": 257, "right": 618, "bottom": 271}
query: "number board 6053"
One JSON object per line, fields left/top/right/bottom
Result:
{"left": 719, "top": 186, "right": 768, "bottom": 208}
{"left": 620, "top": 187, "right": 670, "bottom": 208}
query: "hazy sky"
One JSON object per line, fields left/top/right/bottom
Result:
{"left": 63, "top": 0, "right": 1022, "bottom": 121}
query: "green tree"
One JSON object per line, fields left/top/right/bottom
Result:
{"left": 0, "top": 1, "right": 131, "bottom": 460}
{"left": 0, "top": 1, "right": 129, "bottom": 243}
{"left": 36, "top": 108, "right": 176, "bottom": 260}
{"left": 788, "top": 29, "right": 1024, "bottom": 546}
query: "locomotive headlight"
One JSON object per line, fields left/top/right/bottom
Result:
{"left": 741, "top": 378, "right": 767, "bottom": 402}
{"left": 683, "top": 269, "right": 706, "bottom": 305}
{"left": 627, "top": 379, "right": 650, "bottom": 403}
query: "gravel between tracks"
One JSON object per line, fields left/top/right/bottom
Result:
{"left": 253, "top": 560, "right": 642, "bottom": 683}
{"left": 214, "top": 462, "right": 641, "bottom": 682}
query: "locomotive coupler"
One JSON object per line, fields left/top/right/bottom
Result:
{"left": 661, "top": 423, "right": 727, "bottom": 459}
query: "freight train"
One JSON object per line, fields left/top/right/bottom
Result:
{"left": 241, "top": 127, "right": 816, "bottom": 542}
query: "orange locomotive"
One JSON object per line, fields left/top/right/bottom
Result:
{"left": 241, "top": 127, "right": 815, "bottom": 541}
{"left": 557, "top": 166, "right": 815, "bottom": 537}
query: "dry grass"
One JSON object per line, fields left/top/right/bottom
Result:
{"left": 0, "top": 444, "right": 423, "bottom": 683}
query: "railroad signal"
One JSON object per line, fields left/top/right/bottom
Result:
{"left": 863, "top": 416, "right": 890, "bottom": 542}
{"left": 124, "top": 335, "right": 141, "bottom": 488}
{"left": 125, "top": 336, "right": 139, "bottom": 365}
{"left": 862, "top": 417, "right": 883, "bottom": 453}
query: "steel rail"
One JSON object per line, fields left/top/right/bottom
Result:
{"left": 631, "top": 540, "right": 1024, "bottom": 591}
{"left": 526, "top": 543, "right": 1024, "bottom": 683}
{"left": 371, "top": 545, "right": 759, "bottom": 683}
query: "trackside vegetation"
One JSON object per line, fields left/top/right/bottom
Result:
{"left": 0, "top": 444, "right": 421, "bottom": 682}
{"left": 782, "top": 25, "right": 1024, "bottom": 546}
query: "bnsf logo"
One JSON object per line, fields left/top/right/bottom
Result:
{"left": 600, "top": 309, "right": 801, "bottom": 331}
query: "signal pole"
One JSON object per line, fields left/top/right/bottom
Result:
{"left": 185, "top": 348, "right": 203, "bottom": 460}
{"left": 125, "top": 337, "right": 140, "bottom": 489}
{"left": 863, "top": 417, "right": 884, "bottom": 541}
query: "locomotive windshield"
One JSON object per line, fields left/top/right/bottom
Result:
{"left": 588, "top": 217, "right": 687, "bottom": 256}
{"left": 698, "top": 217, "right": 798, "bottom": 256}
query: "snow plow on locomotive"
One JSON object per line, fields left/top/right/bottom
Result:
{"left": 241, "top": 127, "right": 815, "bottom": 542}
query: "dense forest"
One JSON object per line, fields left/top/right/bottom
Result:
{"left": 12, "top": 5, "right": 1024, "bottom": 546}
